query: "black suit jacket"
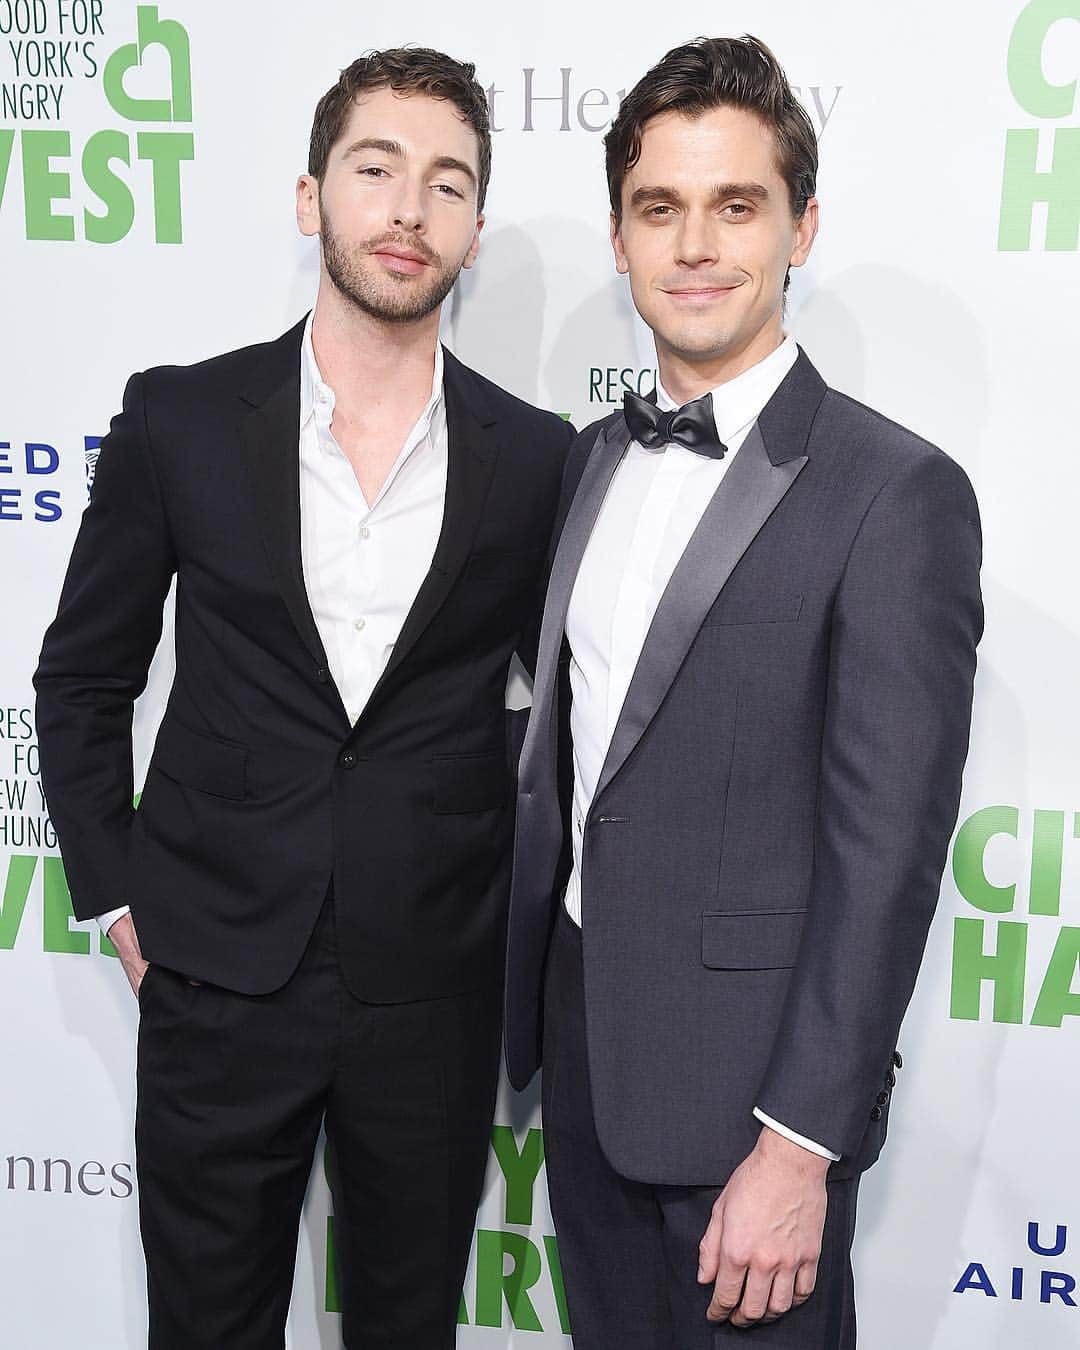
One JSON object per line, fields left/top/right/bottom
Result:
{"left": 35, "top": 318, "right": 573, "bottom": 1000}
{"left": 505, "top": 350, "right": 983, "bottom": 1182}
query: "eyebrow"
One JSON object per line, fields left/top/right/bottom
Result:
{"left": 342, "top": 139, "right": 478, "bottom": 189}
{"left": 343, "top": 137, "right": 405, "bottom": 160}
{"left": 629, "top": 180, "right": 771, "bottom": 208}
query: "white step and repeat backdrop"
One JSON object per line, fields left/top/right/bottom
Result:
{"left": 2, "top": 1, "right": 1078, "bottom": 1345}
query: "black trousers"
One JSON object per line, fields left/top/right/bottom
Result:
{"left": 542, "top": 907, "right": 859, "bottom": 1350}
{"left": 135, "top": 893, "right": 501, "bottom": 1349}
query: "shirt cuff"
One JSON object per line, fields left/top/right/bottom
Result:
{"left": 96, "top": 905, "right": 131, "bottom": 936}
{"left": 753, "top": 1108, "right": 841, "bottom": 1162}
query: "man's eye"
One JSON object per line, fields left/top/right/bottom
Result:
{"left": 360, "top": 166, "right": 387, "bottom": 178}
{"left": 434, "top": 183, "right": 464, "bottom": 198}
{"left": 724, "top": 203, "right": 752, "bottom": 218}
{"left": 646, "top": 205, "right": 673, "bottom": 217}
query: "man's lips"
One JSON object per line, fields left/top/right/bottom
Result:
{"left": 662, "top": 284, "right": 740, "bottom": 302}
{"left": 372, "top": 248, "right": 431, "bottom": 276}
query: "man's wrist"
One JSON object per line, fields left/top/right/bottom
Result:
{"left": 754, "top": 1122, "right": 832, "bottom": 1175}
{"left": 97, "top": 904, "right": 131, "bottom": 936}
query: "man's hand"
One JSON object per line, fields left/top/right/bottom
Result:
{"left": 106, "top": 912, "right": 149, "bottom": 998}
{"left": 697, "top": 1124, "right": 830, "bottom": 1328}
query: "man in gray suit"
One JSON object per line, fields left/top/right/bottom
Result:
{"left": 504, "top": 35, "right": 983, "bottom": 1349}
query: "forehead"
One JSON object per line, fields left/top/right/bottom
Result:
{"left": 627, "top": 105, "right": 783, "bottom": 188}
{"left": 334, "top": 86, "right": 479, "bottom": 165}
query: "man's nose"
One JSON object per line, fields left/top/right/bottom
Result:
{"left": 675, "top": 208, "right": 719, "bottom": 267}
{"left": 389, "top": 176, "right": 426, "bottom": 233}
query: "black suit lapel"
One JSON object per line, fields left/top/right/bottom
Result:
{"left": 237, "top": 319, "right": 336, "bottom": 686}
{"left": 237, "top": 331, "right": 501, "bottom": 729}
{"left": 359, "top": 347, "right": 500, "bottom": 718}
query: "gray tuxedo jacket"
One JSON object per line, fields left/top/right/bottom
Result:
{"left": 504, "top": 349, "right": 983, "bottom": 1185}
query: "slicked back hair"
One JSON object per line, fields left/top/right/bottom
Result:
{"left": 605, "top": 35, "right": 817, "bottom": 228}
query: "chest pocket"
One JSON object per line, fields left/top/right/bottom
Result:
{"left": 707, "top": 593, "right": 803, "bottom": 627}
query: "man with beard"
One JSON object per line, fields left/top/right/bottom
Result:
{"left": 35, "top": 48, "right": 572, "bottom": 1350}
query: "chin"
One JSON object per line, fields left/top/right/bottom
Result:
{"left": 660, "top": 326, "right": 741, "bottom": 363}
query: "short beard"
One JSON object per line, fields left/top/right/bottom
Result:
{"left": 319, "top": 198, "right": 463, "bottom": 324}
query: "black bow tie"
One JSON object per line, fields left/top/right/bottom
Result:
{"left": 623, "top": 390, "right": 727, "bottom": 460}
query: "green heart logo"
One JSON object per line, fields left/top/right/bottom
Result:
{"left": 104, "top": 5, "right": 192, "bottom": 123}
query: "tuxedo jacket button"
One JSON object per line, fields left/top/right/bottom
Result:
{"left": 870, "top": 1106, "right": 883, "bottom": 1122}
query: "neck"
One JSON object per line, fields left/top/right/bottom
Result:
{"left": 309, "top": 275, "right": 440, "bottom": 411}
{"left": 656, "top": 323, "right": 785, "bottom": 406}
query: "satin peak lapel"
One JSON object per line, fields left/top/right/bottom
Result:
{"left": 593, "top": 423, "right": 807, "bottom": 802}
{"left": 518, "top": 418, "right": 630, "bottom": 792}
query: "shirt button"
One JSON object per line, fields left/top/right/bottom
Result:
{"left": 359, "top": 525, "right": 371, "bottom": 540}
{"left": 354, "top": 618, "right": 366, "bottom": 632}
{"left": 340, "top": 751, "right": 357, "bottom": 769}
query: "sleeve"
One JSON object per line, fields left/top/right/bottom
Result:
{"left": 754, "top": 450, "right": 983, "bottom": 1158}
{"left": 752, "top": 1108, "right": 841, "bottom": 1161}
{"left": 33, "top": 372, "right": 177, "bottom": 922}
{"left": 515, "top": 414, "right": 578, "bottom": 681}
{"left": 96, "top": 904, "right": 131, "bottom": 935}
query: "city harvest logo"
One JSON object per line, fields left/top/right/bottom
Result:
{"left": 999, "top": 0, "right": 1080, "bottom": 251}
{"left": 955, "top": 1221, "right": 1076, "bottom": 1309}
{"left": 0, "top": 2, "right": 194, "bottom": 243}
{"left": 0, "top": 432, "right": 101, "bottom": 523}
{"left": 949, "top": 806, "right": 1080, "bottom": 1027}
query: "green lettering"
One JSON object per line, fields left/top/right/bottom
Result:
{"left": 83, "top": 130, "right": 134, "bottom": 245}
{"left": 325, "top": 1215, "right": 340, "bottom": 1314}
{"left": 0, "top": 129, "right": 14, "bottom": 210}
{"left": 951, "top": 917, "right": 1027, "bottom": 1022}
{"left": 952, "top": 806, "right": 1019, "bottom": 912}
{"left": 999, "top": 127, "right": 1080, "bottom": 250}
{"left": 1031, "top": 925, "right": 1080, "bottom": 1027}
{"left": 474, "top": 1230, "right": 543, "bottom": 1331}
{"left": 0, "top": 855, "right": 38, "bottom": 950}
{"left": 1008, "top": 0, "right": 1080, "bottom": 118}
{"left": 42, "top": 857, "right": 90, "bottom": 955}
{"left": 136, "top": 131, "right": 194, "bottom": 244}
{"left": 22, "top": 130, "right": 75, "bottom": 242}
{"left": 104, "top": 5, "right": 192, "bottom": 122}
{"left": 490, "top": 1125, "right": 545, "bottom": 1225}
{"left": 1030, "top": 809, "right": 1065, "bottom": 915}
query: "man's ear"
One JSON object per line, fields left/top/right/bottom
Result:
{"left": 788, "top": 197, "right": 819, "bottom": 271}
{"left": 610, "top": 212, "right": 629, "bottom": 275}
{"left": 462, "top": 213, "right": 485, "bottom": 270}
{"left": 296, "top": 174, "right": 321, "bottom": 238}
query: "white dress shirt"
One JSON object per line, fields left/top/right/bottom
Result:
{"left": 97, "top": 315, "right": 448, "bottom": 937}
{"left": 563, "top": 335, "right": 839, "bottom": 1162}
